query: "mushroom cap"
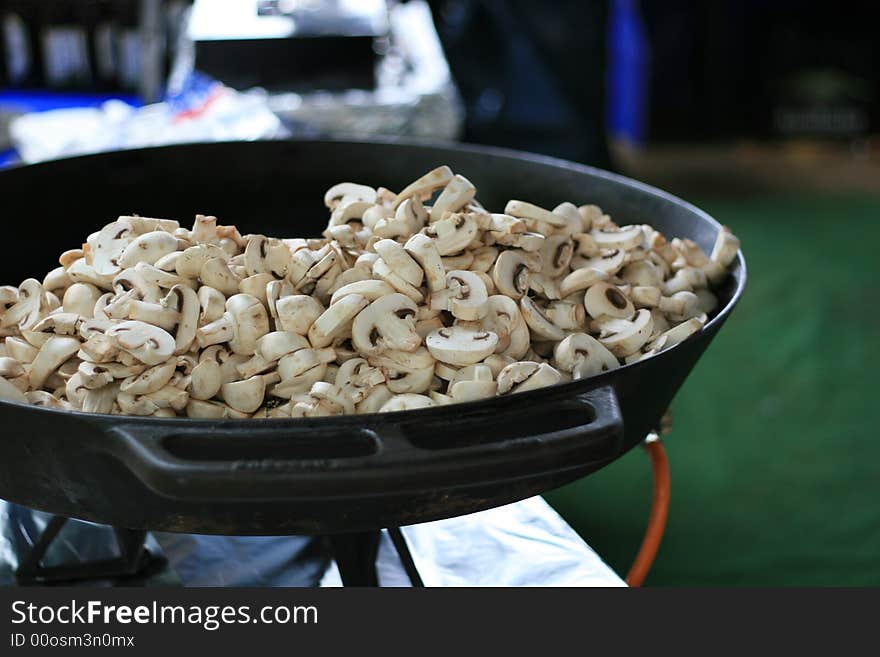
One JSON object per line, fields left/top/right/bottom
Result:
{"left": 425, "top": 325, "right": 498, "bottom": 366}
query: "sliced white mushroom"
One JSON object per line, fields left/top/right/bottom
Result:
{"left": 430, "top": 174, "right": 476, "bottom": 222}
{"left": 492, "top": 250, "right": 539, "bottom": 300}
{"left": 119, "top": 359, "right": 177, "bottom": 395}
{"left": 392, "top": 165, "right": 454, "bottom": 209}
{"left": 554, "top": 333, "right": 619, "bottom": 379}
{"left": 497, "top": 361, "right": 562, "bottom": 394}
{"left": 117, "top": 230, "right": 179, "bottom": 269}
{"left": 596, "top": 309, "right": 654, "bottom": 358}
{"left": 591, "top": 225, "right": 644, "bottom": 251}
{"left": 378, "top": 394, "right": 435, "bottom": 412}
{"left": 425, "top": 325, "right": 498, "bottom": 366}
{"left": 274, "top": 294, "right": 324, "bottom": 335}
{"left": 308, "top": 293, "right": 368, "bottom": 348}
{"left": 351, "top": 293, "right": 421, "bottom": 355}
{"left": 519, "top": 296, "right": 565, "bottom": 341}
{"left": 584, "top": 282, "right": 634, "bottom": 319}
{"left": 197, "top": 293, "right": 270, "bottom": 355}
{"left": 711, "top": 227, "right": 740, "bottom": 267}
{"left": 424, "top": 212, "right": 479, "bottom": 255}
{"left": 221, "top": 376, "right": 266, "bottom": 414}
{"left": 324, "top": 182, "right": 377, "bottom": 209}
{"left": 107, "top": 320, "right": 176, "bottom": 366}
{"left": 558, "top": 267, "right": 608, "bottom": 298}
{"left": 504, "top": 200, "right": 567, "bottom": 228}
{"left": 540, "top": 234, "right": 574, "bottom": 278}
{"left": 330, "top": 280, "right": 396, "bottom": 306}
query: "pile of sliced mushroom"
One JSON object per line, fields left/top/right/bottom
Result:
{"left": 0, "top": 166, "right": 740, "bottom": 418}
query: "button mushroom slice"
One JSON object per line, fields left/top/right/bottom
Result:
{"left": 447, "top": 363, "right": 496, "bottom": 403}
{"left": 91, "top": 218, "right": 136, "bottom": 276}
{"left": 119, "top": 359, "right": 177, "bottom": 395}
{"left": 294, "top": 251, "right": 338, "bottom": 295}
{"left": 117, "top": 230, "right": 179, "bottom": 269}
{"left": 426, "top": 325, "right": 498, "bottom": 366}
{"left": 335, "top": 357, "right": 386, "bottom": 403}
{"left": 645, "top": 316, "right": 705, "bottom": 353}
{"left": 65, "top": 258, "right": 116, "bottom": 291}
{"left": 308, "top": 381, "right": 355, "bottom": 415}
{"left": 372, "top": 239, "right": 424, "bottom": 287}
{"left": 620, "top": 260, "right": 663, "bottom": 288}
{"left": 519, "top": 296, "right": 565, "bottom": 341}
{"left": 351, "top": 293, "right": 421, "bottom": 355}
{"left": 424, "top": 212, "right": 479, "bottom": 256}
{"left": 106, "top": 320, "right": 176, "bottom": 366}
{"left": 330, "top": 280, "right": 395, "bottom": 306}
{"left": 429, "top": 270, "right": 489, "bottom": 321}
{"left": 185, "top": 399, "right": 230, "bottom": 419}
{"left": 710, "top": 226, "right": 740, "bottom": 268}
{"left": 114, "top": 266, "right": 164, "bottom": 302}
{"left": 482, "top": 353, "right": 517, "bottom": 378}
{"left": 81, "top": 382, "right": 119, "bottom": 414}
{"left": 61, "top": 282, "right": 103, "bottom": 318}
{"left": 391, "top": 165, "right": 454, "bottom": 210}
{"left": 527, "top": 272, "right": 561, "bottom": 300}
{"left": 440, "top": 250, "right": 476, "bottom": 272}
{"left": 0, "top": 375, "right": 29, "bottom": 404}
{"left": 198, "top": 257, "right": 240, "bottom": 297}
{"left": 32, "top": 312, "right": 84, "bottom": 337}
{"left": 2, "top": 279, "right": 47, "bottom": 331}
{"left": 44, "top": 266, "right": 72, "bottom": 295}
{"left": 379, "top": 393, "right": 435, "bottom": 413}
{"left": 694, "top": 288, "right": 718, "bottom": 315}
{"left": 551, "top": 202, "right": 587, "bottom": 234}
{"left": 126, "top": 299, "right": 179, "bottom": 331}
{"left": 221, "top": 376, "right": 266, "bottom": 414}
{"left": 175, "top": 243, "right": 227, "bottom": 279}
{"left": 492, "top": 250, "right": 540, "bottom": 300}
{"left": 553, "top": 333, "right": 620, "bottom": 379}
{"left": 237, "top": 331, "right": 310, "bottom": 379}
{"left": 369, "top": 347, "right": 436, "bottom": 394}
{"left": 540, "top": 234, "right": 574, "bottom": 278}
{"left": 657, "top": 291, "right": 701, "bottom": 322}
{"left": 197, "top": 293, "right": 270, "bottom": 356}
{"left": 25, "top": 390, "right": 70, "bottom": 409}
{"left": 591, "top": 225, "right": 645, "bottom": 252}
{"left": 244, "top": 235, "right": 291, "bottom": 278}
{"left": 571, "top": 247, "right": 626, "bottom": 277}
{"left": 350, "top": 383, "right": 392, "bottom": 414}
{"left": 192, "top": 287, "right": 223, "bottom": 329}
{"left": 545, "top": 299, "right": 586, "bottom": 330}
{"left": 187, "top": 358, "right": 223, "bottom": 401}
{"left": 664, "top": 266, "right": 708, "bottom": 294}
{"left": 324, "top": 182, "right": 377, "bottom": 210}
{"left": 154, "top": 250, "right": 184, "bottom": 273}
{"left": 273, "top": 348, "right": 333, "bottom": 398}
{"left": 628, "top": 285, "right": 662, "bottom": 309}
{"left": 78, "top": 361, "right": 115, "bottom": 389}
{"left": 504, "top": 200, "right": 568, "bottom": 228}
{"left": 371, "top": 258, "right": 424, "bottom": 304}
{"left": 429, "top": 174, "right": 476, "bottom": 222}
{"left": 594, "top": 309, "right": 654, "bottom": 358}
{"left": 476, "top": 295, "right": 530, "bottom": 359}
{"left": 584, "top": 282, "right": 635, "bottom": 319}
{"left": 0, "top": 356, "right": 26, "bottom": 381}
{"left": 308, "top": 293, "right": 368, "bottom": 348}
{"left": 27, "top": 336, "right": 81, "bottom": 390}
{"left": 469, "top": 246, "right": 499, "bottom": 274}
{"left": 374, "top": 197, "right": 427, "bottom": 239}
{"left": 497, "top": 361, "right": 562, "bottom": 394}
{"left": 5, "top": 336, "right": 39, "bottom": 363}
{"left": 274, "top": 294, "right": 324, "bottom": 335}
{"left": 492, "top": 230, "right": 545, "bottom": 252}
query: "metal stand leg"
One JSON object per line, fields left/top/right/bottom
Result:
{"left": 327, "top": 531, "right": 381, "bottom": 586}
{"left": 327, "top": 528, "right": 424, "bottom": 587}
{"left": 15, "top": 516, "right": 161, "bottom": 585}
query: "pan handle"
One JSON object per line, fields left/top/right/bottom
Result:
{"left": 108, "top": 384, "right": 624, "bottom": 501}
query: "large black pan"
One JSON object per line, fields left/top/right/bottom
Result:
{"left": 0, "top": 140, "right": 745, "bottom": 535}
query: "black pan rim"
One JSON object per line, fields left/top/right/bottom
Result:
{"left": 0, "top": 138, "right": 747, "bottom": 425}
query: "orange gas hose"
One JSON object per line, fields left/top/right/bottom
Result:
{"left": 625, "top": 435, "right": 670, "bottom": 587}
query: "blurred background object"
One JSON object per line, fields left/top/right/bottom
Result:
{"left": 0, "top": 0, "right": 878, "bottom": 585}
